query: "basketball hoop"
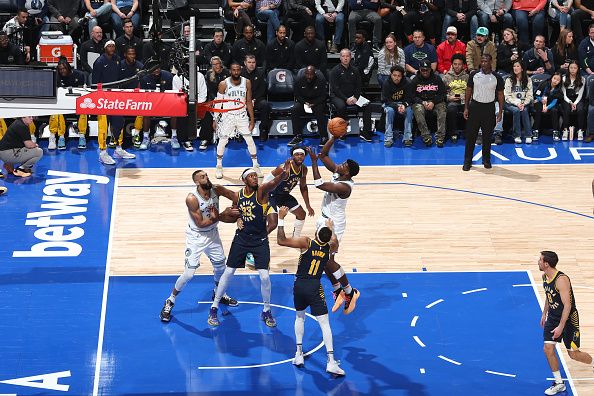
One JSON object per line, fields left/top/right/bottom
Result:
{"left": 196, "top": 99, "right": 246, "bottom": 118}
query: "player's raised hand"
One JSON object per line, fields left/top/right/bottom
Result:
{"left": 278, "top": 206, "right": 290, "bottom": 219}
{"left": 305, "top": 146, "right": 317, "bottom": 162}
{"left": 325, "top": 218, "right": 334, "bottom": 230}
{"left": 282, "top": 158, "right": 291, "bottom": 173}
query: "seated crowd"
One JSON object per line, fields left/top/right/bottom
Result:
{"left": 2, "top": 0, "right": 594, "bottom": 170}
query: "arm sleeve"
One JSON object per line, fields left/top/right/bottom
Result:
{"left": 478, "top": 0, "right": 492, "bottom": 14}
{"left": 336, "top": 0, "right": 345, "bottom": 12}
{"left": 502, "top": 0, "right": 512, "bottom": 11}
{"left": 47, "top": 0, "right": 61, "bottom": 18}
{"left": 315, "top": 0, "right": 326, "bottom": 14}
{"left": 574, "top": 78, "right": 585, "bottom": 104}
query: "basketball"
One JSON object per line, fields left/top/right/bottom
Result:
{"left": 328, "top": 117, "right": 348, "bottom": 138}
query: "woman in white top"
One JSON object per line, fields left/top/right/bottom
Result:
{"left": 561, "top": 61, "right": 586, "bottom": 140}
{"left": 504, "top": 60, "right": 533, "bottom": 144}
{"left": 377, "top": 33, "right": 405, "bottom": 86}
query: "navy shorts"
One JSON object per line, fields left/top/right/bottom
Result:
{"left": 269, "top": 193, "right": 299, "bottom": 211}
{"left": 226, "top": 235, "right": 270, "bottom": 270}
{"left": 544, "top": 311, "right": 581, "bottom": 350}
{"left": 293, "top": 278, "right": 328, "bottom": 316}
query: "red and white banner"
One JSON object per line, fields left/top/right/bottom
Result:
{"left": 76, "top": 89, "right": 187, "bottom": 117}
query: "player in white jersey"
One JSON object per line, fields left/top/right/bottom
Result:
{"left": 160, "top": 170, "right": 241, "bottom": 322}
{"left": 306, "top": 141, "right": 360, "bottom": 314}
{"left": 214, "top": 62, "right": 262, "bottom": 179}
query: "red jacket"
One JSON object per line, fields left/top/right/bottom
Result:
{"left": 437, "top": 40, "right": 467, "bottom": 74}
{"left": 512, "top": 0, "right": 546, "bottom": 12}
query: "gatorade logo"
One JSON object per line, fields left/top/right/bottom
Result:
{"left": 276, "top": 121, "right": 288, "bottom": 134}
{"left": 276, "top": 71, "right": 286, "bottom": 83}
{"left": 51, "top": 47, "right": 61, "bottom": 57}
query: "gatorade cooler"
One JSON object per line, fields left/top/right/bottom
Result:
{"left": 37, "top": 31, "right": 77, "bottom": 67}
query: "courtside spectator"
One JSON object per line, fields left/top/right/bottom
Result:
{"left": 437, "top": 26, "right": 467, "bottom": 74}
{"left": 204, "top": 28, "right": 233, "bottom": 68}
{"left": 295, "top": 26, "right": 328, "bottom": 72}
{"left": 442, "top": 0, "right": 477, "bottom": 41}
{"left": 350, "top": 29, "right": 374, "bottom": 84}
{"left": 79, "top": 26, "right": 105, "bottom": 73}
{"left": 522, "top": 35, "right": 554, "bottom": 77}
{"left": 265, "top": 25, "right": 295, "bottom": 71}
{"left": 404, "top": 30, "right": 437, "bottom": 76}
{"left": 466, "top": 26, "right": 496, "bottom": 71}
{"left": 510, "top": 0, "right": 546, "bottom": 46}
{"left": 315, "top": 0, "right": 345, "bottom": 53}
{"left": 377, "top": 33, "right": 405, "bottom": 86}
{"left": 115, "top": 18, "right": 143, "bottom": 61}
{"left": 232, "top": 25, "right": 266, "bottom": 67}
{"left": 347, "top": 0, "right": 382, "bottom": 49}
{"left": 111, "top": 0, "right": 140, "bottom": 37}
{"left": 442, "top": 54, "right": 469, "bottom": 142}
{"left": 496, "top": 27, "right": 525, "bottom": 75}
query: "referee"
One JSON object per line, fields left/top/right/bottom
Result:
{"left": 463, "top": 54, "right": 504, "bottom": 171}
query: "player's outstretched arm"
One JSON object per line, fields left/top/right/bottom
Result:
{"left": 214, "top": 184, "right": 239, "bottom": 205}
{"left": 260, "top": 159, "right": 290, "bottom": 195}
{"left": 318, "top": 136, "right": 337, "bottom": 172}
{"left": 308, "top": 147, "right": 351, "bottom": 196}
{"left": 263, "top": 163, "right": 285, "bottom": 183}
{"left": 276, "top": 206, "right": 309, "bottom": 249}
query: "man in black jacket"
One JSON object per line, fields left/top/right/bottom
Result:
{"left": 295, "top": 26, "right": 327, "bottom": 73}
{"left": 0, "top": 31, "right": 24, "bottom": 64}
{"left": 78, "top": 26, "right": 105, "bottom": 73}
{"left": 232, "top": 25, "right": 266, "bottom": 67}
{"left": 242, "top": 54, "right": 271, "bottom": 141}
{"left": 115, "top": 18, "right": 143, "bottom": 62}
{"left": 411, "top": 60, "right": 447, "bottom": 147}
{"left": 349, "top": 30, "right": 374, "bottom": 85}
{"left": 289, "top": 66, "right": 329, "bottom": 146}
{"left": 265, "top": 25, "right": 295, "bottom": 71}
{"left": 329, "top": 48, "right": 373, "bottom": 141}
{"left": 203, "top": 28, "right": 232, "bottom": 68}
{"left": 286, "top": 0, "right": 316, "bottom": 41}
{"left": 382, "top": 65, "right": 414, "bottom": 147}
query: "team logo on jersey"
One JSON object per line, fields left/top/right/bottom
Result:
{"left": 239, "top": 200, "right": 256, "bottom": 221}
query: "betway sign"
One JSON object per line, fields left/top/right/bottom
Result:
{"left": 76, "top": 89, "right": 187, "bottom": 117}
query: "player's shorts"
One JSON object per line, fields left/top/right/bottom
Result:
{"left": 226, "top": 234, "right": 270, "bottom": 270}
{"left": 544, "top": 310, "right": 581, "bottom": 350}
{"left": 269, "top": 193, "right": 300, "bottom": 212}
{"left": 293, "top": 278, "right": 328, "bottom": 316}
{"left": 316, "top": 215, "right": 345, "bottom": 242}
{"left": 184, "top": 227, "right": 226, "bottom": 269}
{"left": 217, "top": 111, "right": 251, "bottom": 138}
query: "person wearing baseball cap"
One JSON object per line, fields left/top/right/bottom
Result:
{"left": 410, "top": 59, "right": 448, "bottom": 147}
{"left": 466, "top": 26, "right": 497, "bottom": 71}
{"left": 437, "top": 25, "right": 467, "bottom": 74}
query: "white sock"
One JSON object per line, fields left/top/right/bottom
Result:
{"left": 171, "top": 128, "right": 177, "bottom": 137}
{"left": 143, "top": 132, "right": 150, "bottom": 139}
{"left": 553, "top": 370, "right": 562, "bottom": 384}
{"left": 251, "top": 156, "right": 259, "bottom": 167}
{"left": 293, "top": 219, "right": 305, "bottom": 237}
{"left": 212, "top": 267, "right": 235, "bottom": 309}
{"left": 296, "top": 344, "right": 303, "bottom": 354}
{"left": 100, "top": 149, "right": 106, "bottom": 155}
{"left": 216, "top": 157, "right": 223, "bottom": 167}
{"left": 168, "top": 293, "right": 176, "bottom": 303}
{"left": 295, "top": 310, "right": 305, "bottom": 347}
{"left": 317, "top": 314, "right": 334, "bottom": 360}
{"left": 258, "top": 269, "right": 271, "bottom": 312}
{"left": 332, "top": 283, "right": 341, "bottom": 292}
{"left": 343, "top": 284, "right": 353, "bottom": 294}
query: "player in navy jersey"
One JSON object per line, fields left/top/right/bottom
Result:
{"left": 208, "top": 160, "right": 291, "bottom": 327}
{"left": 264, "top": 146, "right": 315, "bottom": 237}
{"left": 539, "top": 251, "right": 594, "bottom": 395}
{"left": 277, "top": 206, "right": 357, "bottom": 376}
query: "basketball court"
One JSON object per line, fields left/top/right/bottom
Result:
{"left": 1, "top": 136, "right": 593, "bottom": 395}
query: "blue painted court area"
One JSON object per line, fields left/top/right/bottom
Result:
{"left": 97, "top": 272, "right": 572, "bottom": 396}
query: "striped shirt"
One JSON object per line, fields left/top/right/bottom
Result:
{"left": 467, "top": 70, "right": 504, "bottom": 103}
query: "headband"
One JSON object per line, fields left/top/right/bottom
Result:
{"left": 241, "top": 168, "right": 257, "bottom": 180}
{"left": 292, "top": 148, "right": 305, "bottom": 155}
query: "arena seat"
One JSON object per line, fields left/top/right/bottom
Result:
{"left": 267, "top": 68, "right": 295, "bottom": 113}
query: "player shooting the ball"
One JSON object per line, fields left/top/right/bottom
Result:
{"left": 307, "top": 144, "right": 360, "bottom": 314}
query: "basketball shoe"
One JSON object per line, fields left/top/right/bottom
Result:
{"left": 211, "top": 290, "right": 239, "bottom": 307}
{"left": 208, "top": 307, "right": 219, "bottom": 326}
{"left": 160, "top": 299, "right": 174, "bottom": 322}
{"left": 343, "top": 288, "right": 360, "bottom": 314}
{"left": 326, "top": 358, "right": 345, "bottom": 376}
{"left": 261, "top": 310, "right": 276, "bottom": 327}
{"left": 544, "top": 381, "right": 565, "bottom": 395}
{"left": 293, "top": 351, "right": 304, "bottom": 366}
{"left": 331, "top": 288, "right": 345, "bottom": 313}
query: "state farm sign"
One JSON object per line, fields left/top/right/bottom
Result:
{"left": 76, "top": 90, "right": 187, "bottom": 116}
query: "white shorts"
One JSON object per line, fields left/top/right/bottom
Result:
{"left": 316, "top": 216, "right": 345, "bottom": 242}
{"left": 217, "top": 111, "right": 250, "bottom": 138}
{"left": 184, "top": 227, "right": 226, "bottom": 269}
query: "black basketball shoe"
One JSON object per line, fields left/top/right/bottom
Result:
{"left": 160, "top": 299, "right": 174, "bottom": 322}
